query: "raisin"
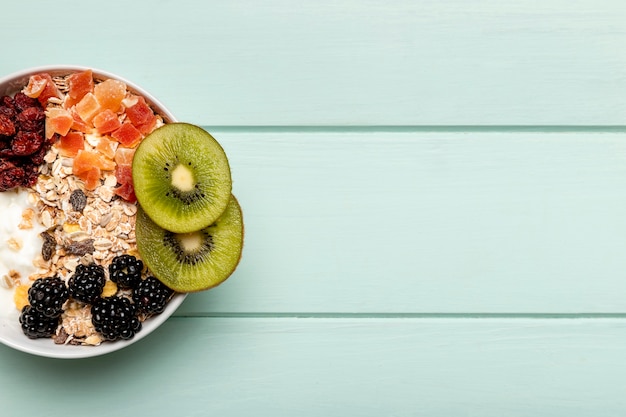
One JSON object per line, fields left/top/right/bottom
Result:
{"left": 13, "top": 93, "right": 36, "bottom": 112}
{"left": 0, "top": 114, "right": 15, "bottom": 136}
{"left": 65, "top": 239, "right": 95, "bottom": 256}
{"left": 69, "top": 189, "right": 87, "bottom": 212}
{"left": 11, "top": 131, "right": 43, "bottom": 156}
{"left": 40, "top": 232, "right": 56, "bottom": 261}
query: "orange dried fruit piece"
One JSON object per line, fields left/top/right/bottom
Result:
{"left": 114, "top": 147, "right": 135, "bottom": 166}
{"left": 94, "top": 79, "right": 126, "bottom": 113}
{"left": 136, "top": 114, "right": 157, "bottom": 135}
{"left": 74, "top": 149, "right": 115, "bottom": 190}
{"left": 95, "top": 135, "right": 118, "bottom": 159}
{"left": 36, "top": 73, "right": 62, "bottom": 106}
{"left": 82, "top": 167, "right": 101, "bottom": 190}
{"left": 114, "top": 147, "right": 136, "bottom": 202}
{"left": 45, "top": 107, "right": 73, "bottom": 139}
{"left": 67, "top": 69, "right": 94, "bottom": 103}
{"left": 57, "top": 132, "right": 85, "bottom": 157}
{"left": 111, "top": 122, "right": 143, "bottom": 148}
{"left": 72, "top": 151, "right": 102, "bottom": 190}
{"left": 23, "top": 74, "right": 48, "bottom": 99}
{"left": 114, "top": 164, "right": 132, "bottom": 186}
{"left": 70, "top": 109, "right": 92, "bottom": 133}
{"left": 75, "top": 92, "right": 101, "bottom": 123}
{"left": 93, "top": 109, "right": 122, "bottom": 134}
{"left": 114, "top": 180, "right": 136, "bottom": 202}
{"left": 126, "top": 96, "right": 154, "bottom": 127}
{"left": 73, "top": 150, "right": 97, "bottom": 174}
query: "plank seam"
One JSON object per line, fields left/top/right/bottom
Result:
{"left": 203, "top": 125, "right": 626, "bottom": 133}
{"left": 172, "top": 313, "right": 626, "bottom": 319}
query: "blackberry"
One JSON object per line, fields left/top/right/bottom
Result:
{"left": 133, "top": 276, "right": 174, "bottom": 315}
{"left": 19, "top": 305, "right": 59, "bottom": 339}
{"left": 28, "top": 277, "right": 68, "bottom": 318}
{"left": 91, "top": 296, "right": 141, "bottom": 341}
{"left": 109, "top": 255, "right": 143, "bottom": 289}
{"left": 68, "top": 263, "right": 106, "bottom": 303}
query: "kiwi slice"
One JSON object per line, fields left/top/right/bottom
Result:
{"left": 132, "top": 122, "right": 232, "bottom": 233}
{"left": 136, "top": 194, "right": 244, "bottom": 292}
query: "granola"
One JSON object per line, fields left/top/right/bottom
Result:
{"left": 2, "top": 69, "right": 172, "bottom": 345}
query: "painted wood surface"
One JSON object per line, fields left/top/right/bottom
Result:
{"left": 1, "top": 0, "right": 626, "bottom": 416}
{"left": 177, "top": 128, "right": 626, "bottom": 315}
{"left": 2, "top": 0, "right": 625, "bottom": 126}
{"left": 2, "top": 318, "right": 626, "bottom": 416}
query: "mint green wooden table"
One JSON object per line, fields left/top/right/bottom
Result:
{"left": 2, "top": 0, "right": 626, "bottom": 415}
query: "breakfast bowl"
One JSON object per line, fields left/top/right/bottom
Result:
{"left": 0, "top": 65, "right": 187, "bottom": 359}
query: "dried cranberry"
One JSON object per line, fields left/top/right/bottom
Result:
{"left": 17, "top": 107, "right": 45, "bottom": 130}
{"left": 24, "top": 167, "right": 39, "bottom": 187}
{"left": 30, "top": 141, "right": 51, "bottom": 165}
{"left": 0, "top": 140, "right": 10, "bottom": 152}
{"left": 0, "top": 158, "right": 16, "bottom": 171}
{"left": 0, "top": 96, "right": 15, "bottom": 110}
{"left": 0, "top": 81, "right": 51, "bottom": 192}
{"left": 18, "top": 116, "right": 44, "bottom": 133}
{"left": 0, "top": 114, "right": 15, "bottom": 136}
{"left": 11, "top": 131, "right": 43, "bottom": 156}
{"left": 18, "top": 119, "right": 43, "bottom": 133}
{"left": 0, "top": 106, "right": 16, "bottom": 120}
{"left": 0, "top": 167, "right": 25, "bottom": 191}
{"left": 13, "top": 93, "right": 36, "bottom": 112}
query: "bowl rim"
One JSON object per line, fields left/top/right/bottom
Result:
{"left": 0, "top": 65, "right": 177, "bottom": 124}
{"left": 0, "top": 65, "right": 187, "bottom": 359}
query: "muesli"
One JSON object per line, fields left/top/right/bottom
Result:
{"left": 0, "top": 69, "right": 175, "bottom": 346}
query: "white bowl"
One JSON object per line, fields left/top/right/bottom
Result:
{"left": 0, "top": 65, "right": 186, "bottom": 358}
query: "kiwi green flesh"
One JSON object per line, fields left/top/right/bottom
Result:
{"left": 136, "top": 195, "right": 244, "bottom": 293}
{"left": 132, "top": 123, "right": 232, "bottom": 233}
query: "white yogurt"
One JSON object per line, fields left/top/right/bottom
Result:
{"left": 0, "top": 189, "right": 44, "bottom": 316}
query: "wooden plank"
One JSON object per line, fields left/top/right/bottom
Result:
{"left": 176, "top": 128, "right": 626, "bottom": 314}
{"left": 1, "top": 317, "right": 626, "bottom": 416}
{"left": 1, "top": 1, "right": 625, "bottom": 125}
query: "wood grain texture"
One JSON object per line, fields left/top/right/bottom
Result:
{"left": 176, "top": 128, "right": 626, "bottom": 315}
{"left": 1, "top": 317, "right": 626, "bottom": 417}
{"left": 1, "top": 1, "right": 626, "bottom": 415}
{"left": 1, "top": 0, "right": 625, "bottom": 125}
